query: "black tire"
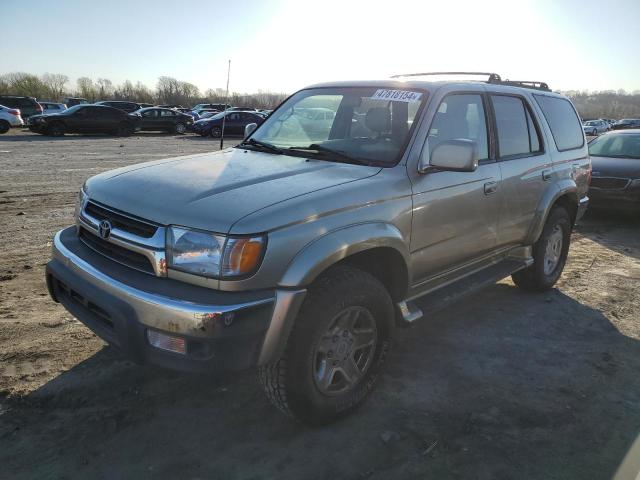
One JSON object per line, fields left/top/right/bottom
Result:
{"left": 0, "top": 120, "right": 10, "bottom": 134}
{"left": 259, "top": 265, "right": 394, "bottom": 425}
{"left": 174, "top": 122, "right": 186, "bottom": 134}
{"left": 512, "top": 206, "right": 571, "bottom": 291}
{"left": 116, "top": 122, "right": 133, "bottom": 137}
{"left": 210, "top": 126, "right": 222, "bottom": 138}
{"left": 48, "top": 122, "right": 66, "bottom": 137}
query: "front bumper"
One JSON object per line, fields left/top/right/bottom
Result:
{"left": 46, "top": 227, "right": 306, "bottom": 372}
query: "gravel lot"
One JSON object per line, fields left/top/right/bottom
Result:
{"left": 1, "top": 130, "right": 639, "bottom": 480}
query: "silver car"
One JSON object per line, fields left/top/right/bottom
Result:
{"left": 583, "top": 119, "right": 609, "bottom": 136}
{"left": 46, "top": 72, "right": 590, "bottom": 424}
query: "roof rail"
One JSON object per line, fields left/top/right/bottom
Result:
{"left": 391, "top": 72, "right": 502, "bottom": 82}
{"left": 488, "top": 79, "right": 551, "bottom": 92}
{"left": 390, "top": 72, "right": 551, "bottom": 92}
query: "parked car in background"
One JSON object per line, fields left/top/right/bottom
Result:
{"left": 588, "top": 130, "right": 640, "bottom": 211}
{"left": 192, "top": 103, "right": 229, "bottom": 111}
{"left": 136, "top": 107, "right": 193, "bottom": 134}
{"left": 158, "top": 104, "right": 185, "bottom": 109}
{"left": 28, "top": 104, "right": 140, "bottom": 136}
{"left": 40, "top": 102, "right": 68, "bottom": 114}
{"left": 582, "top": 119, "right": 609, "bottom": 136}
{"left": 0, "top": 96, "right": 42, "bottom": 119}
{"left": 612, "top": 119, "right": 640, "bottom": 130}
{"left": 94, "top": 101, "right": 141, "bottom": 113}
{"left": 228, "top": 106, "right": 257, "bottom": 111}
{"left": 64, "top": 97, "right": 89, "bottom": 107}
{"left": 191, "top": 110, "right": 265, "bottom": 137}
{"left": 0, "top": 104, "right": 24, "bottom": 133}
{"left": 138, "top": 103, "right": 155, "bottom": 108}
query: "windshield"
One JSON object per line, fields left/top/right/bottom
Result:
{"left": 59, "top": 105, "right": 85, "bottom": 114}
{"left": 247, "top": 86, "right": 427, "bottom": 165}
{"left": 589, "top": 133, "right": 640, "bottom": 159}
{"left": 584, "top": 121, "right": 597, "bottom": 126}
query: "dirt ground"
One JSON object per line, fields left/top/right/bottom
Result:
{"left": 1, "top": 129, "right": 639, "bottom": 480}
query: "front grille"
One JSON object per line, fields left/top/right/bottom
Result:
{"left": 79, "top": 228, "right": 155, "bottom": 274}
{"left": 590, "top": 177, "right": 630, "bottom": 190}
{"left": 84, "top": 201, "right": 157, "bottom": 238}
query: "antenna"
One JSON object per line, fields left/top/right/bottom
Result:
{"left": 219, "top": 59, "right": 231, "bottom": 150}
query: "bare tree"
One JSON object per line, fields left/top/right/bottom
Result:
{"left": 96, "top": 78, "right": 114, "bottom": 99}
{"left": 41, "top": 73, "right": 69, "bottom": 101}
{"left": 76, "top": 77, "right": 98, "bottom": 101}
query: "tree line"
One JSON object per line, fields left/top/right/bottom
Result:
{"left": 1, "top": 71, "right": 640, "bottom": 118}
{"left": 0, "top": 72, "right": 289, "bottom": 109}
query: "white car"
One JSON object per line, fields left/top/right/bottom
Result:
{"left": 39, "top": 101, "right": 67, "bottom": 115}
{"left": 0, "top": 104, "right": 24, "bottom": 133}
{"left": 582, "top": 119, "right": 609, "bottom": 136}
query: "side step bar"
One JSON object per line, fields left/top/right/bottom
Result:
{"left": 396, "top": 258, "right": 531, "bottom": 326}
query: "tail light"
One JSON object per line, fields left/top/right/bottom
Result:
{"left": 8, "top": 109, "right": 20, "bottom": 116}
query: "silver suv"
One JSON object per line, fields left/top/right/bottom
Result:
{"left": 46, "top": 72, "right": 590, "bottom": 424}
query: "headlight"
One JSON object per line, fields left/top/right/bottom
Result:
{"left": 167, "top": 226, "right": 266, "bottom": 279}
{"left": 74, "top": 187, "right": 87, "bottom": 221}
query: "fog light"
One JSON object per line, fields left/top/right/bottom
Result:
{"left": 147, "top": 330, "right": 186, "bottom": 355}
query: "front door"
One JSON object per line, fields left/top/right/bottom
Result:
{"left": 409, "top": 92, "right": 502, "bottom": 285}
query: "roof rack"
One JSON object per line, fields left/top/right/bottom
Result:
{"left": 390, "top": 72, "right": 551, "bottom": 92}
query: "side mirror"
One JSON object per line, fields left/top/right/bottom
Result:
{"left": 244, "top": 123, "right": 258, "bottom": 138}
{"left": 419, "top": 139, "right": 478, "bottom": 173}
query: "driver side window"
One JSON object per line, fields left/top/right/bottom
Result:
{"left": 428, "top": 94, "right": 489, "bottom": 161}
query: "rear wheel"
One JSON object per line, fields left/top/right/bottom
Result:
{"left": 210, "top": 126, "right": 222, "bottom": 138}
{"left": 512, "top": 206, "right": 571, "bottom": 291}
{"left": 48, "top": 122, "right": 65, "bottom": 137}
{"left": 0, "top": 120, "right": 10, "bottom": 134}
{"left": 259, "top": 265, "right": 394, "bottom": 425}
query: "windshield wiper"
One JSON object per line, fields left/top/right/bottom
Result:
{"left": 288, "top": 144, "right": 374, "bottom": 166}
{"left": 237, "top": 138, "right": 283, "bottom": 155}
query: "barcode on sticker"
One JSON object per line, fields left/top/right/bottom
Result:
{"left": 372, "top": 89, "right": 422, "bottom": 102}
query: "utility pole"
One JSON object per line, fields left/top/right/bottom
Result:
{"left": 220, "top": 59, "right": 231, "bottom": 150}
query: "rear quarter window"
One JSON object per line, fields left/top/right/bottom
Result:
{"left": 533, "top": 95, "right": 584, "bottom": 151}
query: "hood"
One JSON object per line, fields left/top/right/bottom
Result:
{"left": 85, "top": 148, "right": 381, "bottom": 233}
{"left": 591, "top": 155, "right": 640, "bottom": 179}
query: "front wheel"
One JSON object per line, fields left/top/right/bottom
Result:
{"left": 48, "top": 122, "right": 66, "bottom": 136}
{"left": 116, "top": 122, "right": 133, "bottom": 137}
{"left": 259, "top": 265, "right": 394, "bottom": 425}
{"left": 174, "top": 122, "right": 186, "bottom": 134}
{"left": 512, "top": 206, "right": 571, "bottom": 291}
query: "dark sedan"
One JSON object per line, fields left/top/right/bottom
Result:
{"left": 588, "top": 130, "right": 640, "bottom": 211}
{"left": 191, "top": 111, "right": 265, "bottom": 137}
{"left": 94, "top": 100, "right": 141, "bottom": 113}
{"left": 135, "top": 107, "right": 193, "bottom": 134}
{"left": 28, "top": 104, "right": 141, "bottom": 136}
{"left": 611, "top": 119, "right": 640, "bottom": 130}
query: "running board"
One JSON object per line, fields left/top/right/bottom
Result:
{"left": 396, "top": 258, "right": 531, "bottom": 326}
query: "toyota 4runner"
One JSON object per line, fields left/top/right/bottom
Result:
{"left": 46, "top": 72, "right": 590, "bottom": 424}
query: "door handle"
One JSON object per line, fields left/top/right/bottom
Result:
{"left": 542, "top": 169, "right": 553, "bottom": 181}
{"left": 484, "top": 181, "right": 498, "bottom": 195}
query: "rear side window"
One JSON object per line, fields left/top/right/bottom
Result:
{"left": 534, "top": 95, "right": 584, "bottom": 151}
{"left": 491, "top": 95, "right": 542, "bottom": 158}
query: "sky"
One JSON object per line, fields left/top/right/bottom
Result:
{"left": 1, "top": 0, "right": 639, "bottom": 94}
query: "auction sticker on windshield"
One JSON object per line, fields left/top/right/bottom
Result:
{"left": 371, "top": 89, "right": 422, "bottom": 103}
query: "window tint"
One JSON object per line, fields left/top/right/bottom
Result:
{"left": 534, "top": 95, "right": 583, "bottom": 151}
{"left": 491, "top": 95, "right": 542, "bottom": 157}
{"left": 428, "top": 94, "right": 488, "bottom": 160}
{"left": 160, "top": 110, "right": 175, "bottom": 117}
{"left": 142, "top": 110, "right": 157, "bottom": 117}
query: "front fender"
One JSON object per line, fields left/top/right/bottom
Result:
{"left": 279, "top": 222, "right": 410, "bottom": 288}
{"left": 525, "top": 179, "right": 578, "bottom": 244}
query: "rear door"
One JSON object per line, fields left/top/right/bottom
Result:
{"left": 159, "top": 109, "right": 176, "bottom": 130}
{"left": 409, "top": 89, "right": 503, "bottom": 282}
{"left": 489, "top": 93, "right": 551, "bottom": 247}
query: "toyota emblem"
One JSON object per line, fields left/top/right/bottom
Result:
{"left": 98, "top": 220, "right": 112, "bottom": 240}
